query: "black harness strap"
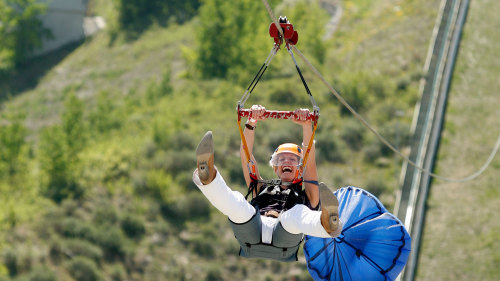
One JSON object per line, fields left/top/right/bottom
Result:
{"left": 245, "top": 178, "right": 305, "bottom": 213}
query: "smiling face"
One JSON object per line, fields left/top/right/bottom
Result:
{"left": 273, "top": 152, "right": 300, "bottom": 182}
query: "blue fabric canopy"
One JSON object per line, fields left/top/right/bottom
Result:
{"left": 304, "top": 186, "right": 411, "bottom": 281}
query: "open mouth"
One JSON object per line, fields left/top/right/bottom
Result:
{"left": 282, "top": 167, "right": 293, "bottom": 173}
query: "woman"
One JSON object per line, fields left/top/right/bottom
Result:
{"left": 193, "top": 105, "right": 341, "bottom": 261}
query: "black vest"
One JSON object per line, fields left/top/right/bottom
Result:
{"left": 250, "top": 179, "right": 305, "bottom": 213}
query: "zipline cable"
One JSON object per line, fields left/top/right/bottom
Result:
{"left": 293, "top": 46, "right": 500, "bottom": 183}
{"left": 261, "top": 0, "right": 284, "bottom": 37}
{"left": 260, "top": 0, "right": 500, "bottom": 183}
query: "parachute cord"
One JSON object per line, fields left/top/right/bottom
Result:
{"left": 291, "top": 45, "right": 500, "bottom": 183}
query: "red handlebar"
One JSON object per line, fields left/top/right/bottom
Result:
{"left": 238, "top": 109, "right": 318, "bottom": 121}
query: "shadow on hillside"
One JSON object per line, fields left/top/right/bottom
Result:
{"left": 0, "top": 41, "right": 82, "bottom": 102}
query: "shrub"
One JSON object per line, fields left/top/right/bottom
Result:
{"left": 226, "top": 157, "right": 246, "bottom": 187}
{"left": 336, "top": 71, "right": 387, "bottom": 116}
{"left": 131, "top": 170, "right": 151, "bottom": 196}
{"left": 337, "top": 85, "right": 367, "bottom": 116}
{"left": 63, "top": 239, "right": 103, "bottom": 264}
{"left": 158, "top": 68, "right": 173, "bottom": 97}
{"left": 142, "top": 139, "right": 157, "bottom": 159}
{"left": 61, "top": 91, "right": 87, "bottom": 159}
{"left": 269, "top": 83, "right": 299, "bottom": 105}
{"left": 340, "top": 120, "right": 365, "bottom": 150}
{"left": 205, "top": 266, "right": 223, "bottom": 281}
{"left": 43, "top": 179, "right": 84, "bottom": 205}
{"left": 60, "top": 199, "right": 79, "bottom": 216}
{"left": 183, "top": 192, "right": 211, "bottom": 220}
{"left": 189, "top": 236, "right": 215, "bottom": 258}
{"left": 316, "top": 134, "right": 345, "bottom": 163}
{"left": 65, "top": 257, "right": 101, "bottom": 281}
{"left": 0, "top": 116, "right": 26, "bottom": 176}
{"left": 145, "top": 69, "right": 173, "bottom": 105}
{"left": 39, "top": 126, "right": 84, "bottom": 203}
{"left": 28, "top": 266, "right": 57, "bottom": 281}
{"left": 39, "top": 92, "right": 88, "bottom": 203}
{"left": 378, "top": 123, "right": 410, "bottom": 157}
{"left": 49, "top": 239, "right": 63, "bottom": 264}
{"left": 151, "top": 121, "right": 168, "bottom": 149}
{"left": 166, "top": 130, "right": 196, "bottom": 151}
{"left": 0, "top": 246, "right": 35, "bottom": 277}
{"left": 176, "top": 170, "right": 199, "bottom": 192}
{"left": 89, "top": 91, "right": 123, "bottom": 133}
{"left": 121, "top": 215, "right": 146, "bottom": 240}
{"left": 91, "top": 225, "right": 125, "bottom": 260}
{"left": 132, "top": 169, "right": 182, "bottom": 205}
{"left": 152, "top": 218, "right": 171, "bottom": 238}
{"left": 109, "top": 263, "right": 127, "bottom": 281}
{"left": 363, "top": 121, "right": 410, "bottom": 162}
{"left": 363, "top": 142, "right": 382, "bottom": 163}
{"left": 59, "top": 217, "right": 94, "bottom": 240}
{"left": 2, "top": 248, "right": 18, "bottom": 277}
{"left": 161, "top": 150, "right": 195, "bottom": 176}
{"left": 365, "top": 178, "right": 388, "bottom": 197}
{"left": 161, "top": 192, "right": 211, "bottom": 225}
{"left": 146, "top": 169, "right": 172, "bottom": 199}
{"left": 93, "top": 205, "right": 118, "bottom": 225}
{"left": 164, "top": 265, "right": 187, "bottom": 281}
{"left": 266, "top": 125, "right": 301, "bottom": 152}
{"left": 397, "top": 77, "right": 410, "bottom": 91}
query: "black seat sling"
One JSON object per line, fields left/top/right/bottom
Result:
{"left": 229, "top": 177, "right": 306, "bottom": 262}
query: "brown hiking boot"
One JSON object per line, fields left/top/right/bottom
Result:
{"left": 196, "top": 131, "right": 216, "bottom": 185}
{"left": 319, "top": 182, "right": 340, "bottom": 237}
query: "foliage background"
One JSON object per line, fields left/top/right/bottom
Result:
{"left": 0, "top": 0, "right": 498, "bottom": 280}
{"left": 0, "top": 0, "right": 52, "bottom": 71}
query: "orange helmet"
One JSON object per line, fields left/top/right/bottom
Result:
{"left": 269, "top": 143, "right": 302, "bottom": 166}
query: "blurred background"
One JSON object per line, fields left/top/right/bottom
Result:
{"left": 0, "top": 0, "right": 498, "bottom": 280}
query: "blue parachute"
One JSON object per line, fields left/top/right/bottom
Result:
{"left": 304, "top": 186, "right": 411, "bottom": 281}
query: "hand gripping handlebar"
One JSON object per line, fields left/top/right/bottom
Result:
{"left": 238, "top": 108, "right": 319, "bottom": 121}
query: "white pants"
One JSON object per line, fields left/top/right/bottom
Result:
{"left": 193, "top": 168, "right": 340, "bottom": 243}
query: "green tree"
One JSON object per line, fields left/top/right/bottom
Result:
{"left": 114, "top": 0, "right": 200, "bottom": 36}
{"left": 115, "top": 0, "right": 162, "bottom": 32}
{"left": 39, "top": 125, "right": 82, "bottom": 203}
{"left": 287, "top": 0, "right": 329, "bottom": 64}
{"left": 62, "top": 91, "right": 86, "bottom": 159}
{"left": 196, "top": 0, "right": 234, "bottom": 78}
{"left": 0, "top": 0, "right": 51, "bottom": 70}
{"left": 196, "top": 0, "right": 271, "bottom": 80}
{"left": 195, "top": 0, "right": 326, "bottom": 80}
{"left": 89, "top": 90, "right": 122, "bottom": 134}
{"left": 39, "top": 93, "right": 86, "bottom": 203}
{"left": 0, "top": 115, "right": 26, "bottom": 176}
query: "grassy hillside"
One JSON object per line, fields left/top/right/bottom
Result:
{"left": 1, "top": 0, "right": 481, "bottom": 280}
{"left": 417, "top": 0, "right": 500, "bottom": 280}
